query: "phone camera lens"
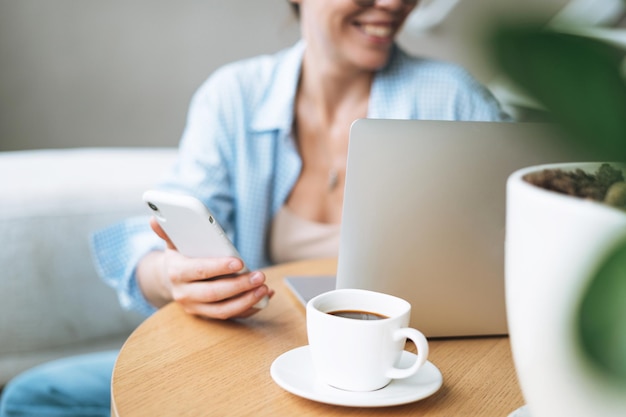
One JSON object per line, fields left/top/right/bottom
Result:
{"left": 147, "top": 202, "right": 159, "bottom": 211}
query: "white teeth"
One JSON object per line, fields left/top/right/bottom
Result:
{"left": 361, "top": 24, "right": 393, "bottom": 38}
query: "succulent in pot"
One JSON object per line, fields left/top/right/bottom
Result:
{"left": 488, "top": 13, "right": 626, "bottom": 417}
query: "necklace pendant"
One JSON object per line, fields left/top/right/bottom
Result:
{"left": 328, "top": 169, "right": 339, "bottom": 192}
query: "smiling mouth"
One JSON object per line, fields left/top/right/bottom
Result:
{"left": 359, "top": 24, "right": 394, "bottom": 38}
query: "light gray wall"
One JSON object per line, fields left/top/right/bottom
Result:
{"left": 0, "top": 0, "right": 300, "bottom": 151}
{"left": 0, "top": 0, "right": 567, "bottom": 151}
{"left": 399, "top": 0, "right": 568, "bottom": 83}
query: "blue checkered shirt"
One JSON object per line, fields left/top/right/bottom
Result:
{"left": 90, "top": 41, "right": 510, "bottom": 316}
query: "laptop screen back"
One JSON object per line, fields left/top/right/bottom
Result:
{"left": 335, "top": 119, "right": 592, "bottom": 337}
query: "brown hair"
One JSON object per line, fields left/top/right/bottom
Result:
{"left": 289, "top": 2, "right": 300, "bottom": 18}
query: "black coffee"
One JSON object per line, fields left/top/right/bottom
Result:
{"left": 328, "top": 310, "right": 388, "bottom": 320}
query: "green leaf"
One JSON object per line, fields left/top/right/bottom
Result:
{"left": 488, "top": 20, "right": 626, "bottom": 383}
{"left": 577, "top": 238, "right": 626, "bottom": 382}
{"left": 489, "top": 24, "right": 626, "bottom": 162}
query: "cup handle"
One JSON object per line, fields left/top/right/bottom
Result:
{"left": 385, "top": 327, "right": 429, "bottom": 380}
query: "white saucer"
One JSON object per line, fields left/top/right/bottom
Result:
{"left": 270, "top": 346, "right": 443, "bottom": 407}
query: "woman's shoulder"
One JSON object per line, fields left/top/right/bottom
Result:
{"left": 390, "top": 47, "right": 477, "bottom": 85}
{"left": 199, "top": 43, "right": 300, "bottom": 95}
{"left": 375, "top": 46, "right": 509, "bottom": 121}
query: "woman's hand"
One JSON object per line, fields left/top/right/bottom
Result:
{"left": 136, "top": 217, "right": 273, "bottom": 320}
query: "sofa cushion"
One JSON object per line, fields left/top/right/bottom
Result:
{"left": 0, "top": 147, "right": 177, "bottom": 385}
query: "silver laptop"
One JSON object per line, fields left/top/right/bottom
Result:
{"left": 287, "top": 119, "right": 595, "bottom": 338}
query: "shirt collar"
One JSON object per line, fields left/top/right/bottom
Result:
{"left": 250, "top": 42, "right": 406, "bottom": 132}
{"left": 250, "top": 41, "right": 305, "bottom": 134}
{"left": 369, "top": 45, "right": 409, "bottom": 119}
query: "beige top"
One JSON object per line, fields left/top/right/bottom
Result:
{"left": 270, "top": 206, "right": 341, "bottom": 264}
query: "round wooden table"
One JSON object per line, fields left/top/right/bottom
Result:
{"left": 111, "top": 258, "right": 524, "bottom": 416}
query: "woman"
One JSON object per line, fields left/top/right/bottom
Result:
{"left": 104, "top": 0, "right": 508, "bottom": 321}
{"left": 0, "top": 1, "right": 509, "bottom": 416}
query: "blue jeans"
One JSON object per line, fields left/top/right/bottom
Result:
{"left": 0, "top": 350, "right": 117, "bottom": 417}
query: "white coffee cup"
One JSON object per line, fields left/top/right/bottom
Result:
{"left": 306, "top": 288, "right": 429, "bottom": 392}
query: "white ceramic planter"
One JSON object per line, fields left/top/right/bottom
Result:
{"left": 506, "top": 162, "right": 626, "bottom": 417}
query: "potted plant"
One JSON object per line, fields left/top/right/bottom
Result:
{"left": 487, "top": 14, "right": 626, "bottom": 417}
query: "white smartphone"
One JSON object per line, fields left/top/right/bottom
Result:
{"left": 142, "top": 189, "right": 268, "bottom": 309}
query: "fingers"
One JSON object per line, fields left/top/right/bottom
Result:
{"left": 170, "top": 268, "right": 273, "bottom": 320}
{"left": 185, "top": 285, "right": 274, "bottom": 320}
{"left": 165, "top": 252, "right": 245, "bottom": 284}
{"left": 147, "top": 215, "right": 271, "bottom": 320}
{"left": 173, "top": 271, "right": 264, "bottom": 303}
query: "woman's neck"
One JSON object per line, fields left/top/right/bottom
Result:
{"left": 298, "top": 52, "right": 374, "bottom": 124}
{"left": 288, "top": 52, "right": 373, "bottom": 224}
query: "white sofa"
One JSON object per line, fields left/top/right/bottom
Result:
{"left": 0, "top": 147, "right": 177, "bottom": 386}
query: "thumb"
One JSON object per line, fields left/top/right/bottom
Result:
{"left": 149, "top": 217, "right": 177, "bottom": 250}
